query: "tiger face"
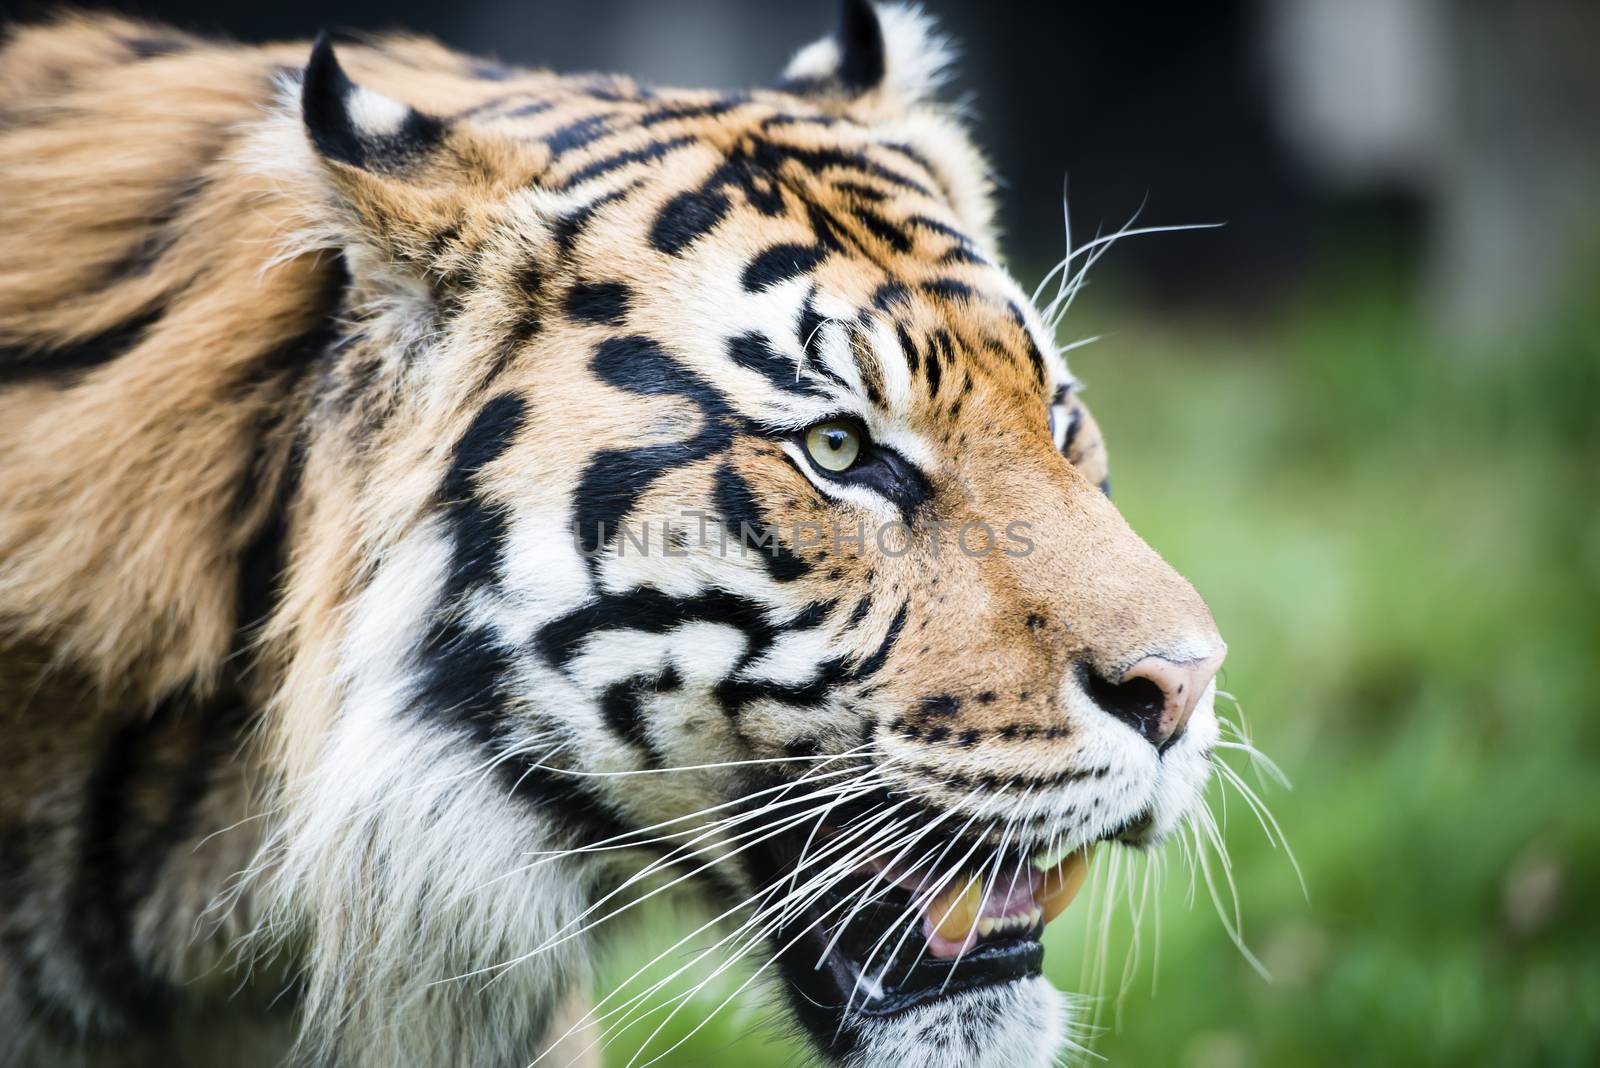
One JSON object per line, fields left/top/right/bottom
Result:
{"left": 266, "top": 3, "right": 1225, "bottom": 1065}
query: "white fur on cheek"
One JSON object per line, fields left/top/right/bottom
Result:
{"left": 249, "top": 522, "right": 605, "bottom": 1067}
{"left": 253, "top": 718, "right": 598, "bottom": 1067}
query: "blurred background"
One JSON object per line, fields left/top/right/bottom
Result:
{"left": 4, "top": 0, "right": 1595, "bottom": 1064}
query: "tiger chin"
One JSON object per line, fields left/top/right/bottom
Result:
{"left": 0, "top": 3, "right": 1226, "bottom": 1067}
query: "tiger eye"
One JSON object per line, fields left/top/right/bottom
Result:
{"left": 804, "top": 420, "right": 862, "bottom": 473}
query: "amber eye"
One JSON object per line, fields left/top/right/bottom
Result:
{"left": 804, "top": 419, "right": 863, "bottom": 473}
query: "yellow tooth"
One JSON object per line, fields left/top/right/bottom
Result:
{"left": 1038, "top": 846, "right": 1095, "bottom": 926}
{"left": 931, "top": 874, "right": 983, "bottom": 943}
{"left": 1031, "top": 843, "right": 1075, "bottom": 871}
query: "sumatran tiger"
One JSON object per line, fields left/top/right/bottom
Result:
{"left": 0, "top": 2, "right": 1229, "bottom": 1066}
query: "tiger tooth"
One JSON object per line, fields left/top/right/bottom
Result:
{"left": 1031, "top": 842, "right": 1076, "bottom": 871}
{"left": 1038, "top": 846, "right": 1096, "bottom": 925}
{"left": 977, "top": 916, "right": 997, "bottom": 938}
{"left": 1027, "top": 906, "right": 1042, "bottom": 928}
{"left": 930, "top": 875, "right": 982, "bottom": 943}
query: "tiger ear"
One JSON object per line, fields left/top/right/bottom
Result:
{"left": 781, "top": 0, "right": 954, "bottom": 106}
{"left": 302, "top": 33, "right": 444, "bottom": 173}
{"left": 298, "top": 35, "right": 541, "bottom": 282}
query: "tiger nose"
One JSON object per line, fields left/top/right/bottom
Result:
{"left": 1087, "top": 648, "right": 1226, "bottom": 752}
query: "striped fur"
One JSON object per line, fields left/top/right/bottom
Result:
{"left": 0, "top": 5, "right": 1225, "bottom": 1066}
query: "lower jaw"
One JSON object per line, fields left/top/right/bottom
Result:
{"left": 780, "top": 960, "right": 1067, "bottom": 1068}
{"left": 837, "top": 976, "right": 1068, "bottom": 1068}
{"left": 767, "top": 877, "right": 1049, "bottom": 1058}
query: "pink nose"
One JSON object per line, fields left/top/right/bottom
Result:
{"left": 1089, "top": 650, "right": 1225, "bottom": 751}
{"left": 1121, "top": 651, "right": 1225, "bottom": 750}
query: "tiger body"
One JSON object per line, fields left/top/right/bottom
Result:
{"left": 0, "top": 6, "right": 1226, "bottom": 1067}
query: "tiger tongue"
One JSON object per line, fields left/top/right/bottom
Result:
{"left": 920, "top": 849, "right": 1095, "bottom": 961}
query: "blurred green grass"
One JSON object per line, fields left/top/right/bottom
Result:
{"left": 593, "top": 276, "right": 1600, "bottom": 1066}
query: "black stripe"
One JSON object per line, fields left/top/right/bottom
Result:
{"left": 573, "top": 336, "right": 737, "bottom": 568}
{"left": 790, "top": 599, "right": 838, "bottom": 630}
{"left": 498, "top": 260, "right": 545, "bottom": 348}
{"left": 468, "top": 61, "right": 515, "bottom": 82}
{"left": 938, "top": 245, "right": 987, "bottom": 266}
{"left": 599, "top": 674, "right": 677, "bottom": 767}
{"left": 712, "top": 463, "right": 812, "bottom": 582}
{"left": 832, "top": 180, "right": 887, "bottom": 202}
{"left": 544, "top": 113, "right": 613, "bottom": 156}
{"left": 1061, "top": 403, "right": 1084, "bottom": 452}
{"left": 508, "top": 99, "right": 554, "bottom": 118}
{"left": 412, "top": 390, "right": 635, "bottom": 843}
{"left": 588, "top": 329, "right": 735, "bottom": 408}
{"left": 536, "top": 586, "right": 777, "bottom": 671}
{"left": 232, "top": 260, "right": 349, "bottom": 641}
{"left": 233, "top": 434, "right": 306, "bottom": 644}
{"left": 564, "top": 280, "right": 632, "bottom": 325}
{"left": 878, "top": 141, "right": 941, "bottom": 184}
{"left": 438, "top": 392, "right": 529, "bottom": 603}
{"left": 414, "top": 616, "right": 633, "bottom": 844}
{"left": 68, "top": 705, "right": 179, "bottom": 1033}
{"left": 713, "top": 656, "right": 853, "bottom": 713}
{"left": 870, "top": 281, "right": 909, "bottom": 310}
{"left": 560, "top": 135, "right": 694, "bottom": 188}
{"left": 557, "top": 184, "right": 639, "bottom": 255}
{"left": 901, "top": 759, "right": 1110, "bottom": 795}
{"left": 121, "top": 34, "right": 190, "bottom": 59}
{"left": 894, "top": 323, "right": 922, "bottom": 376}
{"left": 0, "top": 307, "right": 163, "bottom": 385}
{"left": 96, "top": 174, "right": 211, "bottom": 287}
{"left": 638, "top": 96, "right": 748, "bottom": 127}
{"left": 925, "top": 329, "right": 949, "bottom": 396}
{"left": 852, "top": 330, "right": 886, "bottom": 409}
{"left": 1019, "top": 332, "right": 1048, "bottom": 384}
{"left": 760, "top": 113, "right": 845, "bottom": 130}
{"left": 650, "top": 188, "right": 733, "bottom": 255}
{"left": 795, "top": 288, "right": 851, "bottom": 392}
{"left": 850, "top": 600, "right": 908, "bottom": 680}
{"left": 741, "top": 243, "right": 829, "bottom": 291}
{"left": 855, "top": 207, "right": 912, "bottom": 253}
{"left": 649, "top": 138, "right": 930, "bottom": 258}
{"left": 414, "top": 616, "right": 517, "bottom": 748}
{"left": 727, "top": 331, "right": 824, "bottom": 397}
{"left": 920, "top": 278, "right": 976, "bottom": 303}
{"left": 904, "top": 214, "right": 968, "bottom": 242}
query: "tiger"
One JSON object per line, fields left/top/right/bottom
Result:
{"left": 0, "top": 2, "right": 1228, "bottom": 1066}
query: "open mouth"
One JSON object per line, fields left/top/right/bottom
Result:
{"left": 755, "top": 821, "right": 1096, "bottom": 1053}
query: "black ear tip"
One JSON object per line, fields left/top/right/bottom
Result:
{"left": 837, "top": 0, "right": 886, "bottom": 91}
{"left": 302, "top": 31, "right": 364, "bottom": 168}
{"left": 300, "top": 31, "right": 446, "bottom": 172}
{"left": 303, "top": 31, "right": 350, "bottom": 108}
{"left": 842, "top": 0, "right": 877, "bottom": 31}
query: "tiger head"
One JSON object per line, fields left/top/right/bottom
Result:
{"left": 262, "top": 3, "right": 1226, "bottom": 1065}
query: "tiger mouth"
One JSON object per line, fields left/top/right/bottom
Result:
{"left": 754, "top": 827, "right": 1096, "bottom": 1050}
